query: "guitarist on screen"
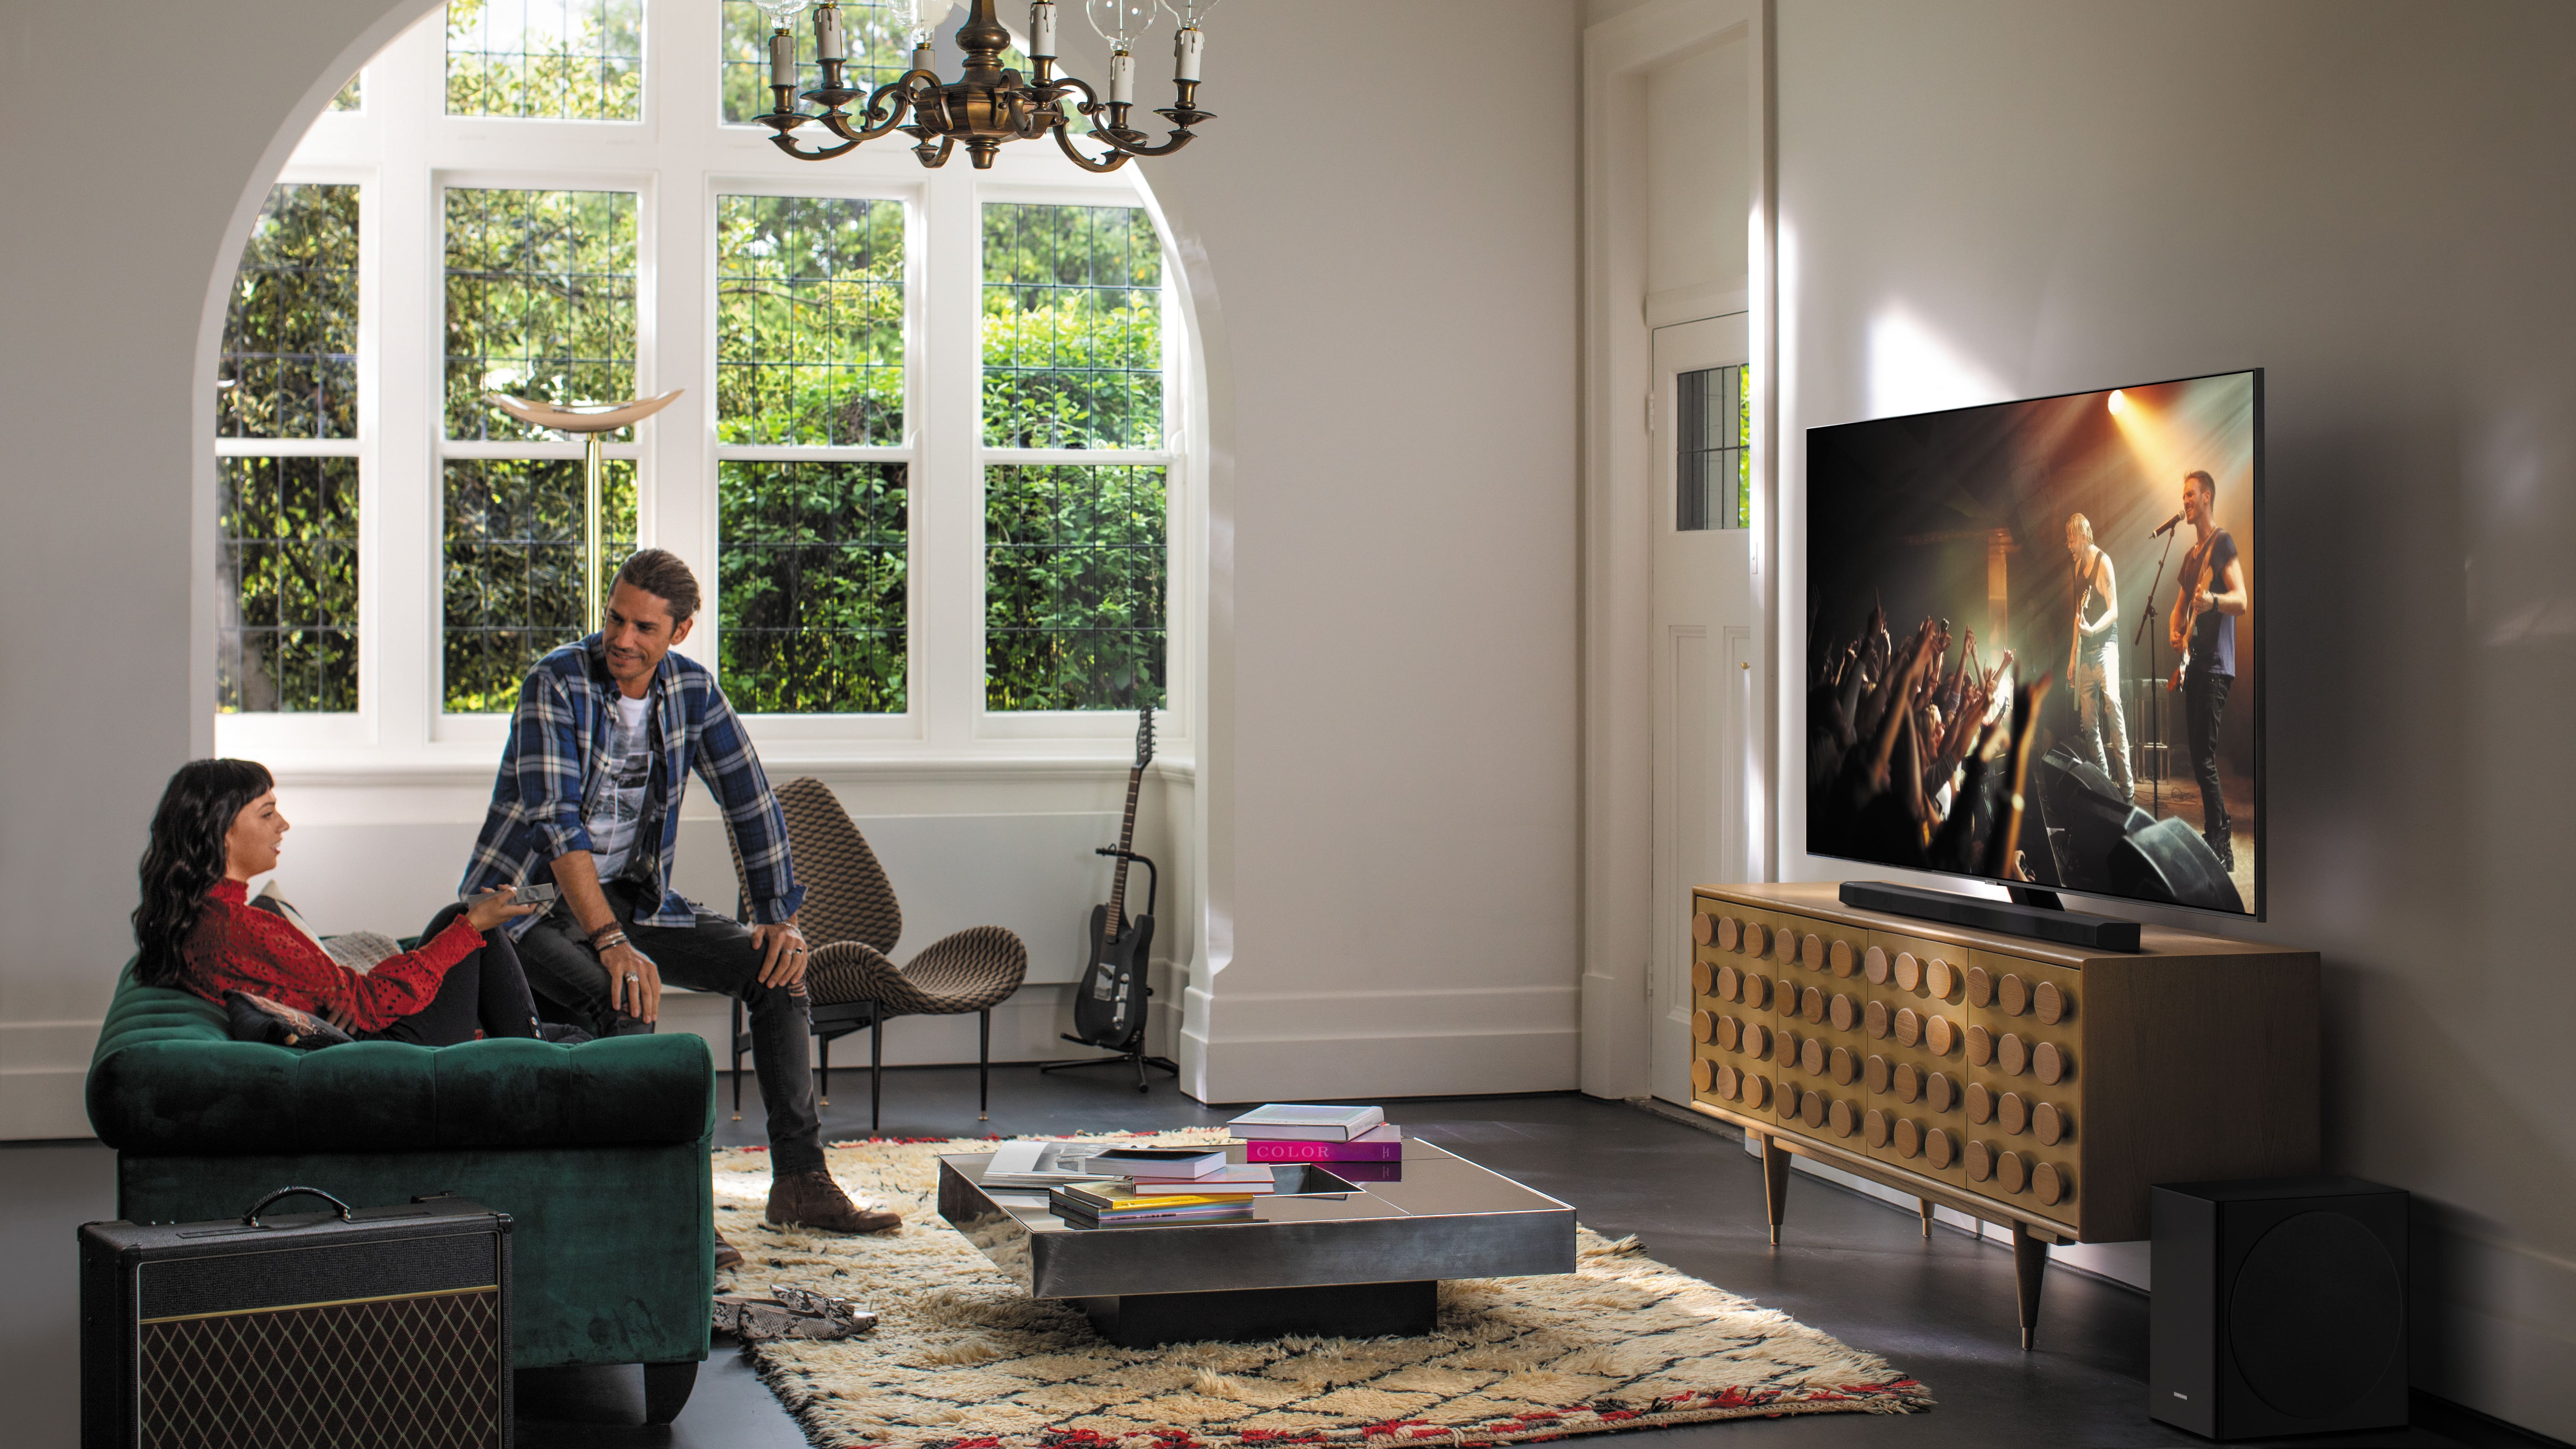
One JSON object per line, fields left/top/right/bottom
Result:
{"left": 2167, "top": 469, "right": 2249, "bottom": 872}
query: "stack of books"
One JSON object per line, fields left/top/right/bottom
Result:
{"left": 1227, "top": 1104, "right": 1405, "bottom": 1183}
{"left": 1048, "top": 1146, "right": 1276, "bottom": 1227}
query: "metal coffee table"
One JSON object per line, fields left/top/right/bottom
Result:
{"left": 938, "top": 1138, "right": 1576, "bottom": 1346}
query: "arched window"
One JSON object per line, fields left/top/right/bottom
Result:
{"left": 215, "top": 0, "right": 1186, "bottom": 767}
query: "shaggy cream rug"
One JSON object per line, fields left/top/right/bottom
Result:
{"left": 711, "top": 1133, "right": 1931, "bottom": 1449}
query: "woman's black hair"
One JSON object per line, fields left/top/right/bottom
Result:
{"left": 132, "top": 758, "right": 274, "bottom": 987}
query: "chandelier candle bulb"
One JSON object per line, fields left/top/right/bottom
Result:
{"left": 1109, "top": 48, "right": 1135, "bottom": 103}
{"left": 815, "top": 5, "right": 845, "bottom": 61}
{"left": 1174, "top": 26, "right": 1203, "bottom": 80}
{"left": 1031, "top": 0, "right": 1057, "bottom": 56}
{"left": 913, "top": 41, "right": 936, "bottom": 71}
{"left": 770, "top": 30, "right": 797, "bottom": 88}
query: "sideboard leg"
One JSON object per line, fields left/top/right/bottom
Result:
{"left": 2013, "top": 1221, "right": 2049, "bottom": 1351}
{"left": 1760, "top": 1132, "right": 1791, "bottom": 1245}
{"left": 1918, "top": 1197, "right": 1935, "bottom": 1238}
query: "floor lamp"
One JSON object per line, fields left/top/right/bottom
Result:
{"left": 484, "top": 390, "right": 684, "bottom": 633}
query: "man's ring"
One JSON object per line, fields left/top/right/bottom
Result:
{"left": 624, "top": 973, "right": 641, "bottom": 983}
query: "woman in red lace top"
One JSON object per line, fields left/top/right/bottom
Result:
{"left": 135, "top": 759, "right": 542, "bottom": 1043}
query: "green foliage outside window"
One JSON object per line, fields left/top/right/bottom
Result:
{"left": 982, "top": 204, "right": 1162, "bottom": 450}
{"left": 986, "top": 465, "right": 1165, "bottom": 711}
{"left": 720, "top": 462, "right": 908, "bottom": 713}
{"left": 716, "top": 194, "right": 904, "bottom": 446}
{"left": 446, "top": 0, "right": 642, "bottom": 121}
{"left": 332, "top": 72, "right": 364, "bottom": 112}
{"left": 220, "top": 184, "right": 358, "bottom": 440}
{"left": 220, "top": 457, "right": 360, "bottom": 713}
{"left": 443, "top": 457, "right": 637, "bottom": 712}
{"left": 444, "top": 187, "right": 637, "bottom": 440}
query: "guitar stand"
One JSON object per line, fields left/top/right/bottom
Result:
{"left": 1042, "top": 848, "right": 1181, "bottom": 1092}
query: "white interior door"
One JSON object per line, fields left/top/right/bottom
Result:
{"left": 1649, "top": 312, "right": 1757, "bottom": 1106}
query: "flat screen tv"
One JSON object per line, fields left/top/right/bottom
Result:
{"left": 1806, "top": 370, "right": 2261, "bottom": 918}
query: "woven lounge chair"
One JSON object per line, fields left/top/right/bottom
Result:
{"left": 729, "top": 777, "right": 1029, "bottom": 1130}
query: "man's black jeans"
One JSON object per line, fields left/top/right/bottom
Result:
{"left": 515, "top": 880, "right": 825, "bottom": 1175}
{"left": 2183, "top": 668, "right": 2234, "bottom": 858}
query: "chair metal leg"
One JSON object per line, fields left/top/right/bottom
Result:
{"left": 730, "top": 999, "right": 744, "bottom": 1121}
{"left": 870, "top": 1014, "right": 884, "bottom": 1134}
{"left": 818, "top": 1028, "right": 831, "bottom": 1107}
{"left": 979, "top": 1009, "right": 991, "bottom": 1121}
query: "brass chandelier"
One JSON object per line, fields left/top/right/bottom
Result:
{"left": 752, "top": 0, "right": 1217, "bottom": 171}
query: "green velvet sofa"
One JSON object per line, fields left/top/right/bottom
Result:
{"left": 86, "top": 964, "right": 716, "bottom": 1419}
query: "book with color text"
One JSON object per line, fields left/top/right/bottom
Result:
{"left": 1242, "top": 1130, "right": 1403, "bottom": 1163}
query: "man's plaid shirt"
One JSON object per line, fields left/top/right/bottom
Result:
{"left": 459, "top": 637, "right": 803, "bottom": 937}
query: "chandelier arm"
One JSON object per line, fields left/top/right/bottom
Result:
{"left": 769, "top": 129, "right": 869, "bottom": 161}
{"left": 1050, "top": 120, "right": 1134, "bottom": 173}
{"left": 818, "top": 82, "right": 922, "bottom": 143}
{"left": 1088, "top": 124, "right": 1201, "bottom": 159}
{"left": 912, "top": 134, "right": 960, "bottom": 169}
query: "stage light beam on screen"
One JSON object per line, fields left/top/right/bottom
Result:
{"left": 2108, "top": 388, "right": 2129, "bottom": 415}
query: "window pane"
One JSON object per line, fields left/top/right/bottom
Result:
{"left": 1676, "top": 363, "right": 1748, "bottom": 531}
{"left": 982, "top": 204, "right": 1163, "bottom": 450}
{"left": 332, "top": 72, "right": 364, "bottom": 112}
{"left": 445, "top": 0, "right": 642, "bottom": 120}
{"left": 219, "top": 456, "right": 360, "bottom": 713}
{"left": 716, "top": 195, "right": 905, "bottom": 446}
{"left": 219, "top": 184, "right": 359, "bottom": 441}
{"left": 720, "top": 1, "right": 911, "bottom": 126}
{"left": 442, "top": 456, "right": 636, "bottom": 712}
{"left": 985, "top": 464, "right": 1165, "bottom": 711}
{"left": 444, "top": 188, "right": 638, "bottom": 440}
{"left": 719, "top": 461, "right": 907, "bottom": 713}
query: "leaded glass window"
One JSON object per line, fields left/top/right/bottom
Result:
{"left": 332, "top": 72, "right": 365, "bottom": 112}
{"left": 446, "top": 0, "right": 643, "bottom": 121}
{"left": 985, "top": 465, "right": 1166, "bottom": 711}
{"left": 1677, "top": 362, "right": 1750, "bottom": 531}
{"left": 442, "top": 458, "right": 637, "bottom": 712}
{"left": 715, "top": 194, "right": 905, "bottom": 446}
{"left": 444, "top": 187, "right": 639, "bottom": 439}
{"left": 220, "top": 184, "right": 360, "bottom": 441}
{"left": 720, "top": 1, "right": 912, "bottom": 125}
{"left": 220, "top": 457, "right": 360, "bottom": 713}
{"left": 982, "top": 204, "right": 1163, "bottom": 449}
{"left": 720, "top": 462, "right": 908, "bottom": 712}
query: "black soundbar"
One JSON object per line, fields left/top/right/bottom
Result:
{"left": 1838, "top": 881, "right": 2141, "bottom": 952}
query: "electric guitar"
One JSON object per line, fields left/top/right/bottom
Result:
{"left": 2167, "top": 534, "right": 2216, "bottom": 692}
{"left": 1070, "top": 707, "right": 1156, "bottom": 1051}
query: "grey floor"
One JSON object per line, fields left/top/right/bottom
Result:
{"left": 5, "top": 1064, "right": 2554, "bottom": 1449}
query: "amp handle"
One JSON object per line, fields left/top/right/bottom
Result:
{"left": 242, "top": 1186, "right": 356, "bottom": 1229}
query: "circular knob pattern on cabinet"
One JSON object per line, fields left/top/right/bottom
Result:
{"left": 1692, "top": 961, "right": 1714, "bottom": 997}
{"left": 1966, "top": 1139, "right": 1994, "bottom": 1181}
{"left": 1802, "top": 933, "right": 1825, "bottom": 969}
{"left": 1865, "top": 1053, "right": 1892, "bottom": 1093}
{"left": 1715, "top": 1015, "right": 1741, "bottom": 1051}
{"left": 1926, "top": 1126, "right": 1955, "bottom": 1169}
{"left": 1802, "top": 986, "right": 1827, "bottom": 1024}
{"left": 2034, "top": 980, "right": 2067, "bottom": 1024}
{"left": 1717, "top": 915, "right": 1741, "bottom": 951}
{"left": 2033, "top": 1101, "right": 2067, "bottom": 1145}
{"left": 1830, "top": 1046, "right": 1857, "bottom": 1085}
{"left": 1715, "top": 964, "right": 1739, "bottom": 1001}
{"left": 1830, "top": 993, "right": 1858, "bottom": 1032}
{"left": 1927, "top": 1071, "right": 1956, "bottom": 1113}
{"left": 1829, "top": 1098, "right": 1858, "bottom": 1137}
{"left": 1927, "top": 1015, "right": 1957, "bottom": 1056}
{"left": 1715, "top": 1064, "right": 1741, "bottom": 1100}
{"left": 1965, "top": 1082, "right": 1995, "bottom": 1124}
{"left": 1799, "top": 1036, "right": 1826, "bottom": 1076}
{"left": 1895, "top": 1008, "right": 1923, "bottom": 1047}
{"left": 1894, "top": 1117, "right": 1922, "bottom": 1158}
{"left": 1865, "top": 946, "right": 1890, "bottom": 984}
{"left": 1998, "top": 1032, "right": 2028, "bottom": 1076}
{"left": 1998, "top": 1150, "right": 2028, "bottom": 1194}
{"left": 1743, "top": 1074, "right": 1771, "bottom": 1109}
{"left": 1925, "top": 957, "right": 1955, "bottom": 999}
{"left": 1691, "top": 1057, "right": 1714, "bottom": 1093}
{"left": 1865, "top": 1108, "right": 1891, "bottom": 1148}
{"left": 1801, "top": 1091, "right": 1827, "bottom": 1128}
{"left": 2034, "top": 1040, "right": 2067, "bottom": 1084}
{"left": 1893, "top": 1062, "right": 1921, "bottom": 1102}
{"left": 1741, "top": 923, "right": 1768, "bottom": 956}
{"left": 1894, "top": 952, "right": 1922, "bottom": 992}
{"left": 1964, "top": 964, "right": 1993, "bottom": 1007}
{"left": 1865, "top": 999, "right": 1891, "bottom": 1038}
{"left": 1963, "top": 1022, "right": 1991, "bottom": 1065}
{"left": 1830, "top": 938, "right": 1856, "bottom": 977}
{"left": 1745, "top": 974, "right": 1772, "bottom": 1010}
{"left": 1778, "top": 930, "right": 1800, "bottom": 966}
{"left": 1742, "top": 1022, "right": 1771, "bottom": 1059}
{"left": 2032, "top": 1161, "right": 2068, "bottom": 1205}
{"left": 1692, "top": 912, "right": 1716, "bottom": 946}
{"left": 1999, "top": 973, "right": 2030, "bottom": 1017}
{"left": 1999, "top": 1091, "right": 2028, "bottom": 1135}
{"left": 1692, "top": 1010, "right": 1715, "bottom": 1044}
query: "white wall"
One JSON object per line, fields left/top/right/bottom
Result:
{"left": 1771, "top": 2, "right": 2576, "bottom": 1437}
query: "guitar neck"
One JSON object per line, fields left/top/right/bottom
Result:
{"left": 1104, "top": 764, "right": 1145, "bottom": 925}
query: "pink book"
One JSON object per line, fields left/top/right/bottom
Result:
{"left": 1242, "top": 1127, "right": 1403, "bottom": 1163}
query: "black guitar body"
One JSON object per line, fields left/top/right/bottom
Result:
{"left": 1071, "top": 904, "right": 1154, "bottom": 1051}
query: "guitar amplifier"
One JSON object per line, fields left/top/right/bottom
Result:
{"left": 80, "top": 1188, "right": 513, "bottom": 1449}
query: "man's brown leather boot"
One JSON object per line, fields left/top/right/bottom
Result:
{"left": 767, "top": 1169, "right": 901, "bottom": 1234}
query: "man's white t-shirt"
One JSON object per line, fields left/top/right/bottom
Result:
{"left": 587, "top": 693, "right": 653, "bottom": 882}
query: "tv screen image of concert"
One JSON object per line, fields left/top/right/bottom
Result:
{"left": 1806, "top": 369, "right": 2260, "bottom": 917}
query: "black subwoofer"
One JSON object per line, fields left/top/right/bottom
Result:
{"left": 2150, "top": 1176, "right": 2407, "bottom": 1441}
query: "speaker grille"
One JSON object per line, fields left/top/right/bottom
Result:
{"left": 2227, "top": 1210, "right": 2402, "bottom": 1420}
{"left": 137, "top": 1287, "right": 504, "bottom": 1448}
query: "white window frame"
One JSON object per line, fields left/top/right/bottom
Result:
{"left": 215, "top": 0, "right": 1192, "bottom": 777}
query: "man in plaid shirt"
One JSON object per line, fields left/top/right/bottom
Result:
{"left": 461, "top": 549, "right": 894, "bottom": 1243}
